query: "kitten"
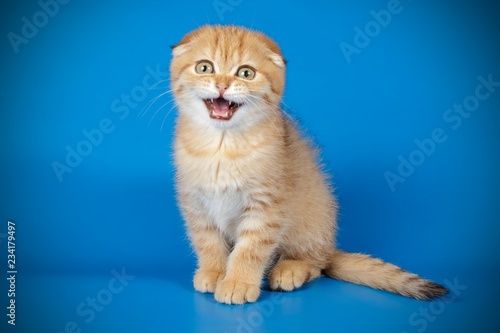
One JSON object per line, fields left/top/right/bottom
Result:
{"left": 170, "top": 25, "right": 448, "bottom": 304}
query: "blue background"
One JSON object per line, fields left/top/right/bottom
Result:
{"left": 1, "top": 0, "right": 499, "bottom": 332}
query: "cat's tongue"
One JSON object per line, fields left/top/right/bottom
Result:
{"left": 213, "top": 97, "right": 230, "bottom": 116}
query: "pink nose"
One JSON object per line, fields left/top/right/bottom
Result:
{"left": 217, "top": 85, "right": 228, "bottom": 96}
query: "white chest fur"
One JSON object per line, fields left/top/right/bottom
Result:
{"left": 176, "top": 125, "right": 274, "bottom": 239}
{"left": 177, "top": 149, "right": 251, "bottom": 239}
{"left": 197, "top": 187, "right": 244, "bottom": 238}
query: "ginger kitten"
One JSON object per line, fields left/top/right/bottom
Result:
{"left": 170, "top": 25, "right": 447, "bottom": 304}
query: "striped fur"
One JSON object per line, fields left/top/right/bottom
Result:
{"left": 170, "top": 25, "right": 447, "bottom": 304}
{"left": 325, "top": 250, "right": 448, "bottom": 300}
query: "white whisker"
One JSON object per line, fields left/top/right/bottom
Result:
{"left": 139, "top": 89, "right": 173, "bottom": 118}
{"left": 244, "top": 91, "right": 295, "bottom": 123}
{"left": 148, "top": 79, "right": 171, "bottom": 90}
{"left": 148, "top": 90, "right": 196, "bottom": 129}
{"left": 160, "top": 103, "right": 179, "bottom": 132}
{"left": 243, "top": 97, "right": 282, "bottom": 134}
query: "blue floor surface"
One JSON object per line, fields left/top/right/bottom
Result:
{"left": 10, "top": 266, "right": 500, "bottom": 332}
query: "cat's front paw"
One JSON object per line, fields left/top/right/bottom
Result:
{"left": 194, "top": 270, "right": 224, "bottom": 293}
{"left": 214, "top": 278, "right": 260, "bottom": 305}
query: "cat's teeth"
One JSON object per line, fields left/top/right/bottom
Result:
{"left": 211, "top": 98, "right": 213, "bottom": 103}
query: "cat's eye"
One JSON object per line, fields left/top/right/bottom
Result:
{"left": 236, "top": 66, "right": 256, "bottom": 80}
{"left": 195, "top": 61, "right": 214, "bottom": 74}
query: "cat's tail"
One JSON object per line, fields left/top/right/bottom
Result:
{"left": 323, "top": 249, "right": 448, "bottom": 300}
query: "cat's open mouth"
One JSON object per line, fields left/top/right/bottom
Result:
{"left": 203, "top": 97, "right": 241, "bottom": 120}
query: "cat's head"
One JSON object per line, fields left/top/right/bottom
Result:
{"left": 170, "top": 25, "right": 286, "bottom": 129}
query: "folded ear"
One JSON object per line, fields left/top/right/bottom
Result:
{"left": 268, "top": 52, "right": 287, "bottom": 69}
{"left": 260, "top": 35, "right": 287, "bottom": 69}
{"left": 171, "top": 42, "right": 190, "bottom": 57}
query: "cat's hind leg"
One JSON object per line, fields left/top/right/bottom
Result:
{"left": 268, "top": 259, "right": 321, "bottom": 291}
